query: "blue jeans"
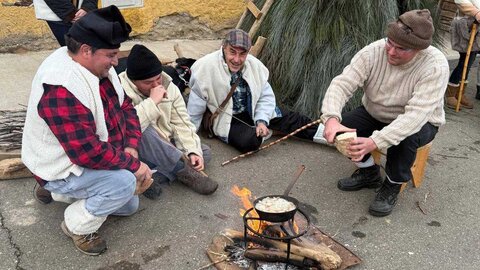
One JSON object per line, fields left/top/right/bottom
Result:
{"left": 44, "top": 168, "right": 138, "bottom": 217}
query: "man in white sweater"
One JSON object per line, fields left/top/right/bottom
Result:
{"left": 22, "top": 6, "right": 153, "bottom": 255}
{"left": 119, "top": 44, "right": 218, "bottom": 197}
{"left": 187, "top": 29, "right": 325, "bottom": 153}
{"left": 321, "top": 10, "right": 449, "bottom": 217}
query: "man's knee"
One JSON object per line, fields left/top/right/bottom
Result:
{"left": 107, "top": 170, "right": 136, "bottom": 197}
{"left": 230, "top": 135, "right": 262, "bottom": 153}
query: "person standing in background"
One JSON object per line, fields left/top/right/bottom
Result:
{"left": 33, "top": 0, "right": 98, "bottom": 46}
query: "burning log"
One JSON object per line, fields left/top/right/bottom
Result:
{"left": 244, "top": 248, "right": 319, "bottom": 268}
{"left": 224, "top": 229, "right": 342, "bottom": 270}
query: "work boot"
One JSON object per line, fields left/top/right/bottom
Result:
{"left": 445, "top": 84, "right": 474, "bottom": 109}
{"left": 445, "top": 84, "right": 459, "bottom": 109}
{"left": 61, "top": 221, "right": 107, "bottom": 256}
{"left": 33, "top": 184, "right": 53, "bottom": 204}
{"left": 337, "top": 164, "right": 382, "bottom": 191}
{"left": 176, "top": 163, "right": 218, "bottom": 195}
{"left": 476, "top": 85, "right": 480, "bottom": 100}
{"left": 143, "top": 177, "right": 162, "bottom": 200}
{"left": 368, "top": 180, "right": 402, "bottom": 217}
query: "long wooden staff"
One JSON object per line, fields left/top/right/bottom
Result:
{"left": 456, "top": 22, "right": 477, "bottom": 112}
{"left": 221, "top": 118, "right": 322, "bottom": 166}
{"left": 156, "top": 130, "right": 208, "bottom": 176}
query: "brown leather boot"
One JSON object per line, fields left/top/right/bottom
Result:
{"left": 33, "top": 184, "right": 53, "bottom": 204}
{"left": 445, "top": 84, "right": 459, "bottom": 109}
{"left": 176, "top": 163, "right": 218, "bottom": 195}
{"left": 61, "top": 221, "right": 107, "bottom": 256}
{"left": 457, "top": 87, "right": 474, "bottom": 109}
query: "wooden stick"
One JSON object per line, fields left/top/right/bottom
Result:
{"left": 456, "top": 23, "right": 477, "bottom": 112}
{"left": 221, "top": 118, "right": 322, "bottom": 166}
{"left": 249, "top": 36, "right": 267, "bottom": 57}
{"left": 248, "top": 0, "right": 275, "bottom": 37}
{"left": 173, "top": 43, "right": 184, "bottom": 58}
{"left": 244, "top": 248, "right": 318, "bottom": 268}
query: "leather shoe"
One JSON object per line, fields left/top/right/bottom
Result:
{"left": 33, "top": 184, "right": 53, "bottom": 204}
{"left": 337, "top": 164, "right": 382, "bottom": 191}
{"left": 368, "top": 181, "right": 402, "bottom": 217}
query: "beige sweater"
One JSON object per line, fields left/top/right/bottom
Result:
{"left": 321, "top": 39, "right": 449, "bottom": 149}
{"left": 119, "top": 71, "right": 203, "bottom": 157}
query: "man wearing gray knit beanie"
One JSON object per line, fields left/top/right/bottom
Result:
{"left": 321, "top": 9, "right": 449, "bottom": 217}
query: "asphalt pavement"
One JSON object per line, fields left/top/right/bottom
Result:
{"left": 0, "top": 40, "right": 479, "bottom": 270}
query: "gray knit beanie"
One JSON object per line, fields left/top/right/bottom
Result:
{"left": 386, "top": 9, "right": 434, "bottom": 50}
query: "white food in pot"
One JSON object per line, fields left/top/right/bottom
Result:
{"left": 255, "top": 197, "right": 296, "bottom": 213}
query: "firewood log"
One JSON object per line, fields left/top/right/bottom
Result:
{"left": 0, "top": 158, "right": 32, "bottom": 180}
{"left": 245, "top": 248, "right": 319, "bottom": 268}
{"left": 224, "top": 229, "right": 342, "bottom": 270}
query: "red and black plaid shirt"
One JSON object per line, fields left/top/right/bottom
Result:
{"left": 34, "top": 78, "right": 141, "bottom": 186}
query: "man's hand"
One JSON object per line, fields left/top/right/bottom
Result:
{"left": 188, "top": 153, "right": 204, "bottom": 171}
{"left": 256, "top": 122, "right": 269, "bottom": 137}
{"left": 150, "top": 85, "right": 168, "bottom": 105}
{"left": 125, "top": 147, "right": 138, "bottom": 159}
{"left": 323, "top": 117, "right": 356, "bottom": 144}
{"left": 347, "top": 137, "right": 378, "bottom": 162}
{"left": 72, "top": 9, "right": 87, "bottom": 22}
{"left": 134, "top": 162, "right": 154, "bottom": 195}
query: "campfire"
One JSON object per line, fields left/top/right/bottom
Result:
{"left": 205, "top": 186, "right": 361, "bottom": 270}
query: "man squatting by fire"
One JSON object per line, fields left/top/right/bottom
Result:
{"left": 22, "top": 6, "right": 154, "bottom": 255}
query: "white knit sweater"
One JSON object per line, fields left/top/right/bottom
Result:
{"left": 321, "top": 39, "right": 449, "bottom": 149}
{"left": 22, "top": 47, "right": 124, "bottom": 181}
{"left": 187, "top": 49, "right": 276, "bottom": 139}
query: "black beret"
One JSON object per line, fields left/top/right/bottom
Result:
{"left": 67, "top": 5, "right": 131, "bottom": 49}
{"left": 126, "top": 44, "right": 163, "bottom": 80}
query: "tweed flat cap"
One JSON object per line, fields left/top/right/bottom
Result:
{"left": 224, "top": 29, "right": 252, "bottom": 51}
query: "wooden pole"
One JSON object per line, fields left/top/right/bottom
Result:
{"left": 248, "top": 0, "right": 275, "bottom": 37}
{"left": 221, "top": 118, "right": 322, "bottom": 166}
{"left": 249, "top": 36, "right": 267, "bottom": 57}
{"left": 456, "top": 23, "right": 477, "bottom": 112}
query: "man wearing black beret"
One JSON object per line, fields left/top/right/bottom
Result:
{"left": 119, "top": 44, "right": 218, "bottom": 197}
{"left": 22, "top": 6, "right": 154, "bottom": 255}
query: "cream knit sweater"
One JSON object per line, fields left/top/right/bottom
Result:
{"left": 119, "top": 71, "right": 202, "bottom": 157}
{"left": 321, "top": 39, "right": 449, "bottom": 149}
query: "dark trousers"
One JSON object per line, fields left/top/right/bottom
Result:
{"left": 46, "top": 21, "right": 72, "bottom": 47}
{"left": 227, "top": 108, "right": 318, "bottom": 153}
{"left": 341, "top": 106, "right": 438, "bottom": 183}
{"left": 449, "top": 52, "right": 478, "bottom": 84}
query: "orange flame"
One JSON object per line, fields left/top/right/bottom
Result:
{"left": 231, "top": 185, "right": 263, "bottom": 231}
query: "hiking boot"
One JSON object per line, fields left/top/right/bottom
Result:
{"left": 337, "top": 164, "right": 382, "bottom": 191}
{"left": 143, "top": 177, "right": 162, "bottom": 200}
{"left": 368, "top": 181, "right": 402, "bottom": 217}
{"left": 61, "top": 221, "right": 107, "bottom": 256}
{"left": 176, "top": 163, "right": 218, "bottom": 195}
{"left": 445, "top": 84, "right": 473, "bottom": 109}
{"left": 33, "top": 184, "right": 53, "bottom": 204}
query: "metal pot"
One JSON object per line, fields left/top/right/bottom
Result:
{"left": 253, "top": 195, "right": 299, "bottom": 222}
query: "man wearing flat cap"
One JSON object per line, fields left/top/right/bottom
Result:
{"left": 321, "top": 9, "right": 449, "bottom": 216}
{"left": 22, "top": 6, "right": 154, "bottom": 255}
{"left": 187, "top": 29, "right": 326, "bottom": 153}
{"left": 118, "top": 44, "right": 218, "bottom": 197}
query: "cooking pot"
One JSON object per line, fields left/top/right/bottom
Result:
{"left": 253, "top": 195, "right": 299, "bottom": 222}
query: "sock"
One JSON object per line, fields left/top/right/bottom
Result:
{"left": 354, "top": 156, "right": 375, "bottom": 168}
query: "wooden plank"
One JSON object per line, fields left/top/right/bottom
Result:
{"left": 246, "top": 1, "right": 262, "bottom": 19}
{"left": 442, "top": 2, "right": 458, "bottom": 12}
{"left": 248, "top": 0, "right": 275, "bottom": 37}
{"left": 440, "top": 10, "right": 457, "bottom": 19}
{"left": 250, "top": 36, "right": 267, "bottom": 57}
